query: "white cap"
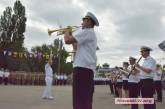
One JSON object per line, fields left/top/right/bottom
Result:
{"left": 84, "top": 12, "right": 99, "bottom": 26}
{"left": 140, "top": 46, "right": 152, "bottom": 51}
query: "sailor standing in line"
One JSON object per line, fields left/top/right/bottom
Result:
{"left": 135, "top": 46, "right": 156, "bottom": 109}
{"left": 108, "top": 75, "right": 114, "bottom": 95}
{"left": 42, "top": 59, "right": 54, "bottom": 100}
{"left": 0, "top": 68, "right": 4, "bottom": 84}
{"left": 3, "top": 69, "right": 10, "bottom": 85}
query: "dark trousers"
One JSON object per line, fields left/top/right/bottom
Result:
{"left": 123, "top": 80, "right": 128, "bottom": 90}
{"left": 128, "top": 82, "right": 139, "bottom": 109}
{"left": 73, "top": 67, "right": 94, "bottom": 109}
{"left": 140, "top": 79, "right": 156, "bottom": 109}
{"left": 138, "top": 82, "right": 141, "bottom": 96}
{"left": 114, "top": 84, "right": 119, "bottom": 97}
{"left": 154, "top": 81, "right": 162, "bottom": 102}
{"left": 0, "top": 77, "right": 3, "bottom": 84}
{"left": 4, "top": 77, "right": 8, "bottom": 85}
{"left": 109, "top": 80, "right": 114, "bottom": 94}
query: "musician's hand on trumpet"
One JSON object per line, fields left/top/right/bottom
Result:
{"left": 64, "top": 26, "right": 72, "bottom": 36}
{"left": 134, "top": 63, "right": 140, "bottom": 69}
{"left": 64, "top": 27, "right": 77, "bottom": 45}
{"left": 130, "top": 65, "right": 140, "bottom": 75}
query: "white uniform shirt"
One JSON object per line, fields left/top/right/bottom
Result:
{"left": 4, "top": 71, "right": 10, "bottom": 78}
{"left": 117, "top": 78, "right": 123, "bottom": 82}
{"left": 122, "top": 69, "right": 128, "bottom": 81}
{"left": 140, "top": 56, "right": 156, "bottom": 80}
{"left": 64, "top": 75, "right": 67, "bottom": 80}
{"left": 153, "top": 69, "right": 162, "bottom": 81}
{"left": 73, "top": 28, "right": 97, "bottom": 70}
{"left": 0, "top": 70, "right": 4, "bottom": 77}
{"left": 128, "top": 66, "right": 140, "bottom": 83}
{"left": 45, "top": 63, "right": 53, "bottom": 78}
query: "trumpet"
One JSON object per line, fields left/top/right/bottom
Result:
{"left": 48, "top": 26, "right": 81, "bottom": 36}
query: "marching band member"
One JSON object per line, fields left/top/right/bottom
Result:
{"left": 128, "top": 57, "right": 140, "bottom": 109}
{"left": 153, "top": 64, "right": 162, "bottom": 102}
{"left": 108, "top": 74, "right": 114, "bottom": 95}
{"left": 135, "top": 46, "right": 156, "bottom": 109}
{"left": 115, "top": 68, "right": 123, "bottom": 98}
{"left": 111, "top": 72, "right": 118, "bottom": 97}
{"left": 122, "top": 62, "right": 129, "bottom": 98}
{"left": 64, "top": 12, "right": 99, "bottom": 109}
{"left": 42, "top": 58, "right": 54, "bottom": 100}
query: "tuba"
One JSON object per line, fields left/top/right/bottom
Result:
{"left": 48, "top": 26, "right": 81, "bottom": 36}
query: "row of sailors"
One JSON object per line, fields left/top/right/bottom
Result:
{"left": 94, "top": 77, "right": 110, "bottom": 85}
{"left": 108, "top": 46, "right": 163, "bottom": 109}
{"left": 0, "top": 72, "right": 69, "bottom": 85}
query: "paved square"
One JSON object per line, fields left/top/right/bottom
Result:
{"left": 0, "top": 85, "right": 164, "bottom": 109}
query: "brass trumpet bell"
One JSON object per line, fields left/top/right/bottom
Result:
{"left": 48, "top": 26, "right": 81, "bottom": 36}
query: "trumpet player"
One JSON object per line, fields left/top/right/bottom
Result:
{"left": 64, "top": 12, "right": 99, "bottom": 109}
{"left": 135, "top": 46, "right": 156, "bottom": 109}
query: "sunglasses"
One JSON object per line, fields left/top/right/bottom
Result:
{"left": 82, "top": 17, "right": 91, "bottom": 21}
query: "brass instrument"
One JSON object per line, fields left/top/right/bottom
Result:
{"left": 48, "top": 26, "right": 81, "bottom": 36}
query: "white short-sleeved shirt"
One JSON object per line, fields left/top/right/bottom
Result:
{"left": 4, "top": 72, "right": 10, "bottom": 78}
{"left": 0, "top": 70, "right": 4, "bottom": 77}
{"left": 117, "top": 78, "right": 123, "bottom": 82}
{"left": 128, "top": 72, "right": 140, "bottom": 83}
{"left": 45, "top": 63, "right": 53, "bottom": 78}
{"left": 73, "top": 28, "right": 97, "bottom": 71}
{"left": 140, "top": 56, "right": 156, "bottom": 80}
{"left": 153, "top": 69, "right": 162, "bottom": 81}
{"left": 122, "top": 69, "right": 128, "bottom": 80}
{"left": 128, "top": 66, "right": 140, "bottom": 83}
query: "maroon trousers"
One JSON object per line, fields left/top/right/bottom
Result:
{"left": 140, "top": 79, "right": 156, "bottom": 109}
{"left": 73, "top": 67, "right": 94, "bottom": 109}
{"left": 128, "top": 82, "right": 139, "bottom": 109}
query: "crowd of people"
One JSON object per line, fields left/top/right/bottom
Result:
{"left": 0, "top": 70, "right": 69, "bottom": 86}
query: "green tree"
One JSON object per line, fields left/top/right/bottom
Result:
{"left": 0, "top": 0, "right": 27, "bottom": 71}
{"left": 0, "top": 6, "right": 13, "bottom": 50}
{"left": 12, "top": 0, "right": 27, "bottom": 51}
{"left": 30, "top": 39, "right": 72, "bottom": 74}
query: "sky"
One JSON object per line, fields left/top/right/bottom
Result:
{"left": 1, "top": 0, "right": 165, "bottom": 67}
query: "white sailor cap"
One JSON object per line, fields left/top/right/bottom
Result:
{"left": 129, "top": 56, "right": 136, "bottom": 60}
{"left": 84, "top": 12, "right": 99, "bottom": 26}
{"left": 140, "top": 46, "right": 152, "bottom": 51}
